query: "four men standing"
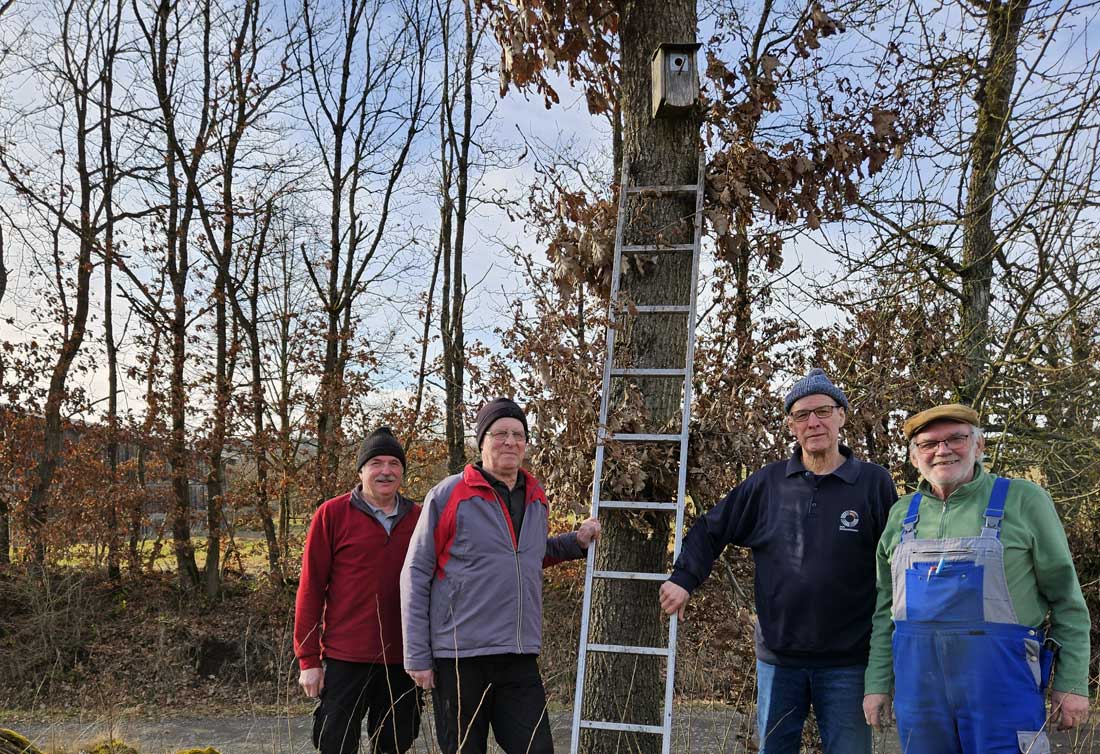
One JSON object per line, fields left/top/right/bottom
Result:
{"left": 296, "top": 387, "right": 1092, "bottom": 754}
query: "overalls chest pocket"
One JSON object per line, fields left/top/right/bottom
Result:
{"left": 905, "top": 559, "right": 984, "bottom": 622}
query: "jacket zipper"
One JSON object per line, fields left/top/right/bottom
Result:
{"left": 490, "top": 490, "right": 524, "bottom": 654}
{"left": 937, "top": 499, "right": 948, "bottom": 539}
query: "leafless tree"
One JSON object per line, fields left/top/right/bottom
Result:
{"left": 293, "top": 0, "right": 431, "bottom": 503}
{"left": 0, "top": 0, "right": 128, "bottom": 567}
{"left": 125, "top": 0, "right": 215, "bottom": 591}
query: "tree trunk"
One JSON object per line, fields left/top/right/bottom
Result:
{"left": 169, "top": 264, "right": 200, "bottom": 591}
{"left": 0, "top": 484, "right": 8, "bottom": 566}
{"left": 0, "top": 226, "right": 8, "bottom": 566}
{"left": 581, "top": 1, "right": 700, "bottom": 751}
{"left": 276, "top": 266, "right": 295, "bottom": 554}
{"left": 25, "top": 3, "right": 103, "bottom": 564}
{"left": 104, "top": 230, "right": 121, "bottom": 581}
{"left": 439, "top": 0, "right": 474, "bottom": 474}
{"left": 238, "top": 205, "right": 281, "bottom": 581}
{"left": 958, "top": 0, "right": 1029, "bottom": 403}
{"left": 138, "top": 0, "right": 203, "bottom": 592}
{"left": 102, "top": 14, "right": 121, "bottom": 580}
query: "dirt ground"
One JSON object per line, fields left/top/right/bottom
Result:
{"left": 8, "top": 706, "right": 1099, "bottom": 754}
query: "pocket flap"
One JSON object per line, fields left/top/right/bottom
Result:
{"left": 1017, "top": 730, "right": 1050, "bottom": 754}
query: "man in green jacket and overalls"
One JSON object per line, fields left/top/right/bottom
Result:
{"left": 863, "top": 403, "right": 1090, "bottom": 753}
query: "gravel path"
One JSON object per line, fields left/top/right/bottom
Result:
{"left": 7, "top": 707, "right": 1096, "bottom": 753}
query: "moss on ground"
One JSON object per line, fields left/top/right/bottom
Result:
{"left": 80, "top": 741, "right": 139, "bottom": 754}
{"left": 0, "top": 728, "right": 44, "bottom": 754}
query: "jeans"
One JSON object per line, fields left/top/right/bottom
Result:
{"left": 756, "top": 660, "right": 870, "bottom": 754}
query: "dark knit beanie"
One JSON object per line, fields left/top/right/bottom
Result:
{"left": 475, "top": 397, "right": 528, "bottom": 448}
{"left": 783, "top": 368, "right": 849, "bottom": 413}
{"left": 356, "top": 427, "right": 406, "bottom": 470}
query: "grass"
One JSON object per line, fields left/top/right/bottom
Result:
{"left": 52, "top": 525, "right": 308, "bottom": 575}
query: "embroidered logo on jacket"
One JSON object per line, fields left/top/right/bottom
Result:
{"left": 838, "top": 510, "right": 860, "bottom": 532}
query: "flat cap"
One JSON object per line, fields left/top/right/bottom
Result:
{"left": 902, "top": 403, "right": 980, "bottom": 440}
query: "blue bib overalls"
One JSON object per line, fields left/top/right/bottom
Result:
{"left": 890, "top": 477, "right": 1052, "bottom": 754}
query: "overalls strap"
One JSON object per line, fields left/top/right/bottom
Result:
{"left": 981, "top": 476, "right": 1010, "bottom": 539}
{"left": 900, "top": 492, "right": 923, "bottom": 543}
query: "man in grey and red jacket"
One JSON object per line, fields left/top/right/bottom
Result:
{"left": 296, "top": 427, "right": 422, "bottom": 754}
{"left": 401, "top": 397, "right": 600, "bottom": 754}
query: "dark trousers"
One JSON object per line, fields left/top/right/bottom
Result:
{"left": 313, "top": 659, "right": 421, "bottom": 754}
{"left": 432, "top": 654, "right": 554, "bottom": 754}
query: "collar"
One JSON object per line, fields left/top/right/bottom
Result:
{"left": 350, "top": 484, "right": 410, "bottom": 518}
{"left": 464, "top": 463, "right": 543, "bottom": 502}
{"left": 475, "top": 462, "right": 526, "bottom": 492}
{"left": 916, "top": 462, "right": 988, "bottom": 500}
{"left": 785, "top": 444, "right": 860, "bottom": 484}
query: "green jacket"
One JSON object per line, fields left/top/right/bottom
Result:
{"left": 865, "top": 465, "right": 1090, "bottom": 696}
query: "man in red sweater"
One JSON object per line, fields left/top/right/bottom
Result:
{"left": 295, "top": 427, "right": 422, "bottom": 754}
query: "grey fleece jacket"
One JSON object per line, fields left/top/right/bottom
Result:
{"left": 400, "top": 464, "right": 585, "bottom": 671}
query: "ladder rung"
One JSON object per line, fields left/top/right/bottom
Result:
{"left": 624, "top": 184, "right": 697, "bottom": 195}
{"left": 621, "top": 244, "right": 694, "bottom": 253}
{"left": 586, "top": 642, "right": 672, "bottom": 656}
{"left": 592, "top": 570, "right": 669, "bottom": 581}
{"left": 629, "top": 305, "right": 690, "bottom": 314}
{"left": 580, "top": 720, "right": 665, "bottom": 735}
{"left": 599, "top": 501, "right": 677, "bottom": 511}
{"left": 607, "top": 432, "right": 683, "bottom": 442}
{"left": 610, "top": 368, "right": 686, "bottom": 377}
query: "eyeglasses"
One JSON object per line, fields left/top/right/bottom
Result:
{"left": 789, "top": 405, "right": 842, "bottom": 423}
{"left": 488, "top": 429, "right": 526, "bottom": 443}
{"left": 912, "top": 433, "right": 972, "bottom": 454}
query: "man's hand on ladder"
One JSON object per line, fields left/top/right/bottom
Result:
{"left": 577, "top": 517, "right": 602, "bottom": 548}
{"left": 658, "top": 581, "right": 689, "bottom": 619}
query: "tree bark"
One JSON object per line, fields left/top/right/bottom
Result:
{"left": 581, "top": 1, "right": 700, "bottom": 751}
{"left": 234, "top": 203, "right": 282, "bottom": 581}
{"left": 131, "top": 325, "right": 162, "bottom": 573}
{"left": 101, "top": 0, "right": 122, "bottom": 580}
{"left": 958, "top": 0, "right": 1029, "bottom": 403}
{"left": 23, "top": 0, "right": 122, "bottom": 567}
{"left": 141, "top": 0, "right": 203, "bottom": 592}
{"left": 0, "top": 222, "right": 8, "bottom": 565}
{"left": 439, "top": 0, "right": 475, "bottom": 473}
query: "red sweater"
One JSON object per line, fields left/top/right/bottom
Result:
{"left": 294, "top": 491, "right": 421, "bottom": 669}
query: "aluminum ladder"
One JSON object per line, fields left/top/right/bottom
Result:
{"left": 569, "top": 152, "right": 706, "bottom": 754}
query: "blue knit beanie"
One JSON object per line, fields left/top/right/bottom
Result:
{"left": 783, "top": 368, "right": 849, "bottom": 413}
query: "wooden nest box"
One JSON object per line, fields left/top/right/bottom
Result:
{"left": 650, "top": 42, "right": 701, "bottom": 119}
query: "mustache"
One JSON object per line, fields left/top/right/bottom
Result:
{"left": 372, "top": 475, "right": 399, "bottom": 483}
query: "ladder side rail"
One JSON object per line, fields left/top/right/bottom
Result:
{"left": 570, "top": 158, "right": 635, "bottom": 754}
{"left": 661, "top": 152, "right": 708, "bottom": 754}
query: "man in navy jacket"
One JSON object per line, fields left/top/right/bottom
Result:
{"left": 659, "top": 369, "right": 897, "bottom": 754}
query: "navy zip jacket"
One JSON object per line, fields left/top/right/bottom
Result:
{"left": 669, "top": 445, "right": 897, "bottom": 667}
